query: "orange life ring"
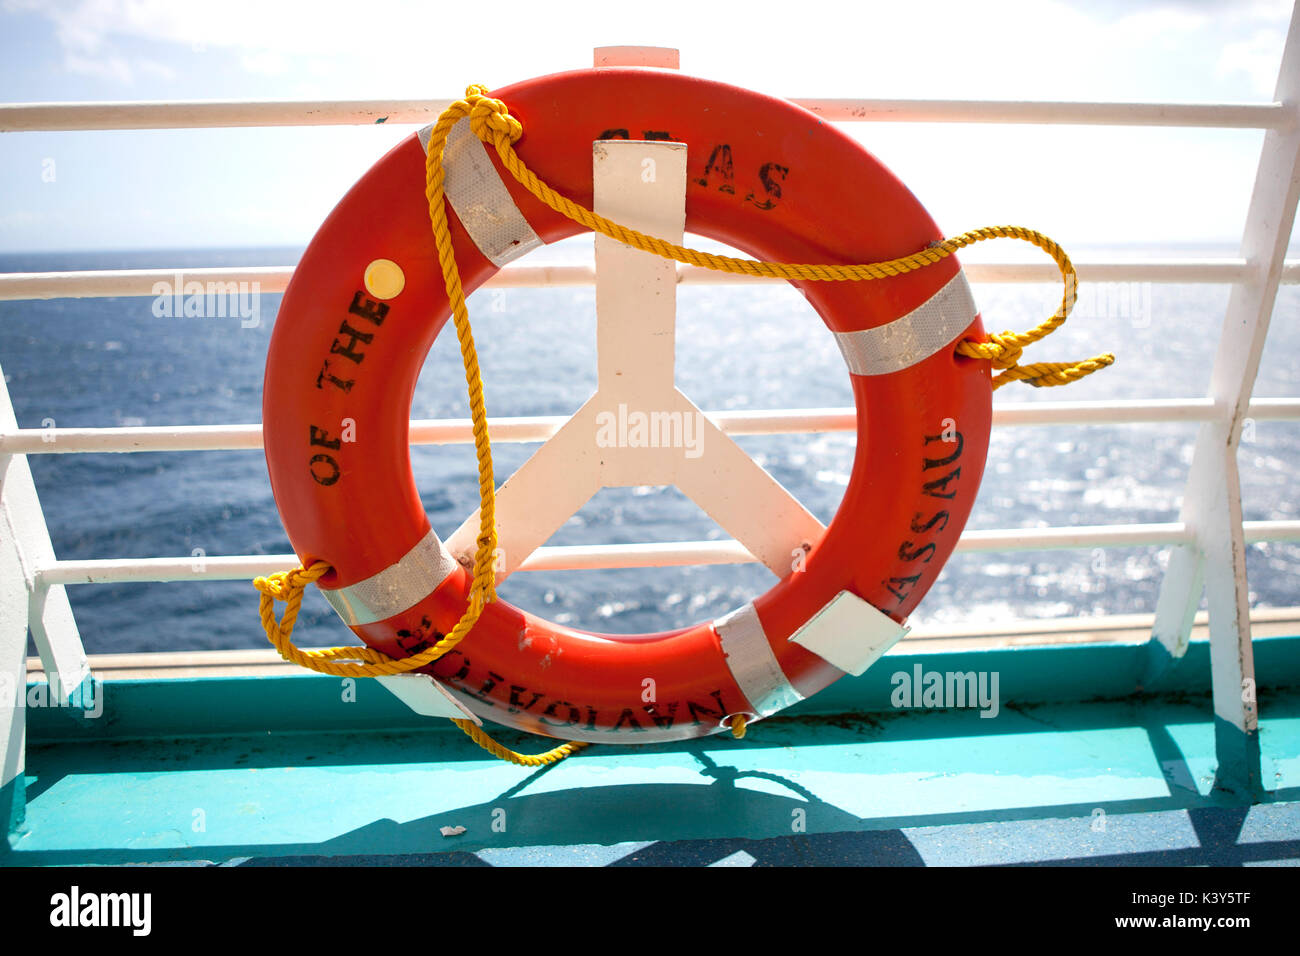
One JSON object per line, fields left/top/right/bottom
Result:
{"left": 263, "top": 67, "right": 992, "bottom": 742}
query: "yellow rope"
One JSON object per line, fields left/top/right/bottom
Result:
{"left": 254, "top": 562, "right": 590, "bottom": 764}
{"left": 256, "top": 85, "right": 1114, "bottom": 763}
{"left": 256, "top": 562, "right": 471, "bottom": 676}
{"left": 255, "top": 92, "right": 505, "bottom": 673}
{"left": 252, "top": 87, "right": 588, "bottom": 766}
{"left": 452, "top": 719, "right": 588, "bottom": 766}
{"left": 462, "top": 89, "right": 1113, "bottom": 391}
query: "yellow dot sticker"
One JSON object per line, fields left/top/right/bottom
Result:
{"left": 363, "top": 258, "right": 405, "bottom": 300}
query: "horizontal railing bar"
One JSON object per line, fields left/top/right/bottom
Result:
{"left": 903, "top": 605, "right": 1300, "bottom": 642}
{"left": 4, "top": 259, "right": 1297, "bottom": 301}
{"left": 797, "top": 99, "right": 1289, "bottom": 128}
{"left": 0, "top": 98, "right": 1286, "bottom": 132}
{"left": 0, "top": 265, "right": 605, "bottom": 301}
{"left": 959, "top": 523, "right": 1190, "bottom": 551}
{"left": 37, "top": 554, "right": 293, "bottom": 584}
{"left": 995, "top": 398, "right": 1211, "bottom": 426}
{"left": 24, "top": 605, "right": 1300, "bottom": 676}
{"left": 0, "top": 99, "right": 458, "bottom": 131}
{"left": 6, "top": 399, "right": 1298, "bottom": 455}
{"left": 693, "top": 259, "right": 1287, "bottom": 285}
{"left": 31, "top": 520, "right": 1300, "bottom": 585}
{"left": 514, "top": 540, "right": 752, "bottom": 571}
{"left": 0, "top": 267, "right": 295, "bottom": 301}
{"left": 0, "top": 423, "right": 267, "bottom": 453}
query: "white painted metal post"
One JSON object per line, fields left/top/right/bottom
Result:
{"left": 1150, "top": 7, "right": 1300, "bottom": 796}
{"left": 444, "top": 140, "right": 691, "bottom": 577}
{"left": 0, "top": 474, "right": 26, "bottom": 832}
{"left": 1, "top": 360, "right": 88, "bottom": 830}
{"left": 0, "top": 360, "right": 91, "bottom": 705}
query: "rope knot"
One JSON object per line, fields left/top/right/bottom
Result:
{"left": 253, "top": 570, "right": 293, "bottom": 601}
{"left": 255, "top": 561, "right": 329, "bottom": 602}
{"left": 985, "top": 333, "right": 1025, "bottom": 369}
{"left": 466, "top": 92, "right": 522, "bottom": 146}
{"left": 729, "top": 713, "right": 748, "bottom": 739}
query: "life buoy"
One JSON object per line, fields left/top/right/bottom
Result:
{"left": 263, "top": 67, "right": 992, "bottom": 743}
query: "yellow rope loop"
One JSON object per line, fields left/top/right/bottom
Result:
{"left": 252, "top": 595, "right": 581, "bottom": 763}
{"left": 730, "top": 714, "right": 748, "bottom": 739}
{"left": 254, "top": 560, "right": 465, "bottom": 678}
{"left": 929, "top": 228, "right": 1088, "bottom": 384}
{"left": 452, "top": 719, "right": 588, "bottom": 767}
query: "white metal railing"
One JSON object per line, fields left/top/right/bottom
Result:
{"left": 29, "top": 522, "right": 1300, "bottom": 587}
{"left": 4, "top": 259, "right": 1300, "bottom": 304}
{"left": 2, "top": 27, "right": 1299, "bottom": 798}
{"left": 2, "top": 399, "right": 1300, "bottom": 456}
{"left": 0, "top": 98, "right": 1287, "bottom": 132}
{"left": 5, "top": 259, "right": 1299, "bottom": 302}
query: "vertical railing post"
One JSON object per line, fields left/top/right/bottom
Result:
{"left": 0, "top": 479, "right": 26, "bottom": 834}
{"left": 0, "top": 359, "right": 94, "bottom": 835}
{"left": 1149, "top": 6, "right": 1300, "bottom": 797}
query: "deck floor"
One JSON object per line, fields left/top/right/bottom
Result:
{"left": 6, "top": 689, "right": 1299, "bottom": 866}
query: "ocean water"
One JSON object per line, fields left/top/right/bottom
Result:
{"left": 2, "top": 243, "right": 1298, "bottom": 654}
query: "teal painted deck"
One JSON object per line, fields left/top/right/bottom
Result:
{"left": 7, "top": 638, "right": 1300, "bottom": 866}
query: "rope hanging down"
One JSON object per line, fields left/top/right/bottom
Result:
{"left": 254, "top": 89, "right": 591, "bottom": 767}
{"left": 255, "top": 85, "right": 1115, "bottom": 765}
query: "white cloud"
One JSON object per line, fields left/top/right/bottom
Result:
{"left": 1112, "top": 7, "right": 1210, "bottom": 46}
{"left": 1217, "top": 28, "right": 1287, "bottom": 96}
{"left": 6, "top": 0, "right": 1294, "bottom": 103}
{"left": 240, "top": 50, "right": 291, "bottom": 76}
{"left": 6, "top": 0, "right": 182, "bottom": 84}
{"left": 62, "top": 52, "right": 132, "bottom": 83}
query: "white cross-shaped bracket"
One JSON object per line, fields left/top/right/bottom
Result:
{"left": 445, "top": 140, "right": 826, "bottom": 583}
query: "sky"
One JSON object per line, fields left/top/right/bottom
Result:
{"left": 0, "top": 0, "right": 1295, "bottom": 253}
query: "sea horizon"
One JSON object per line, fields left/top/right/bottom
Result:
{"left": 3, "top": 242, "right": 1297, "bottom": 654}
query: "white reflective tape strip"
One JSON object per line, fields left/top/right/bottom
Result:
{"left": 375, "top": 674, "right": 482, "bottom": 724}
{"left": 833, "top": 271, "right": 977, "bottom": 376}
{"left": 418, "top": 120, "right": 544, "bottom": 267}
{"left": 320, "top": 528, "right": 460, "bottom": 627}
{"left": 714, "top": 602, "right": 804, "bottom": 717}
{"left": 789, "top": 590, "right": 909, "bottom": 676}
